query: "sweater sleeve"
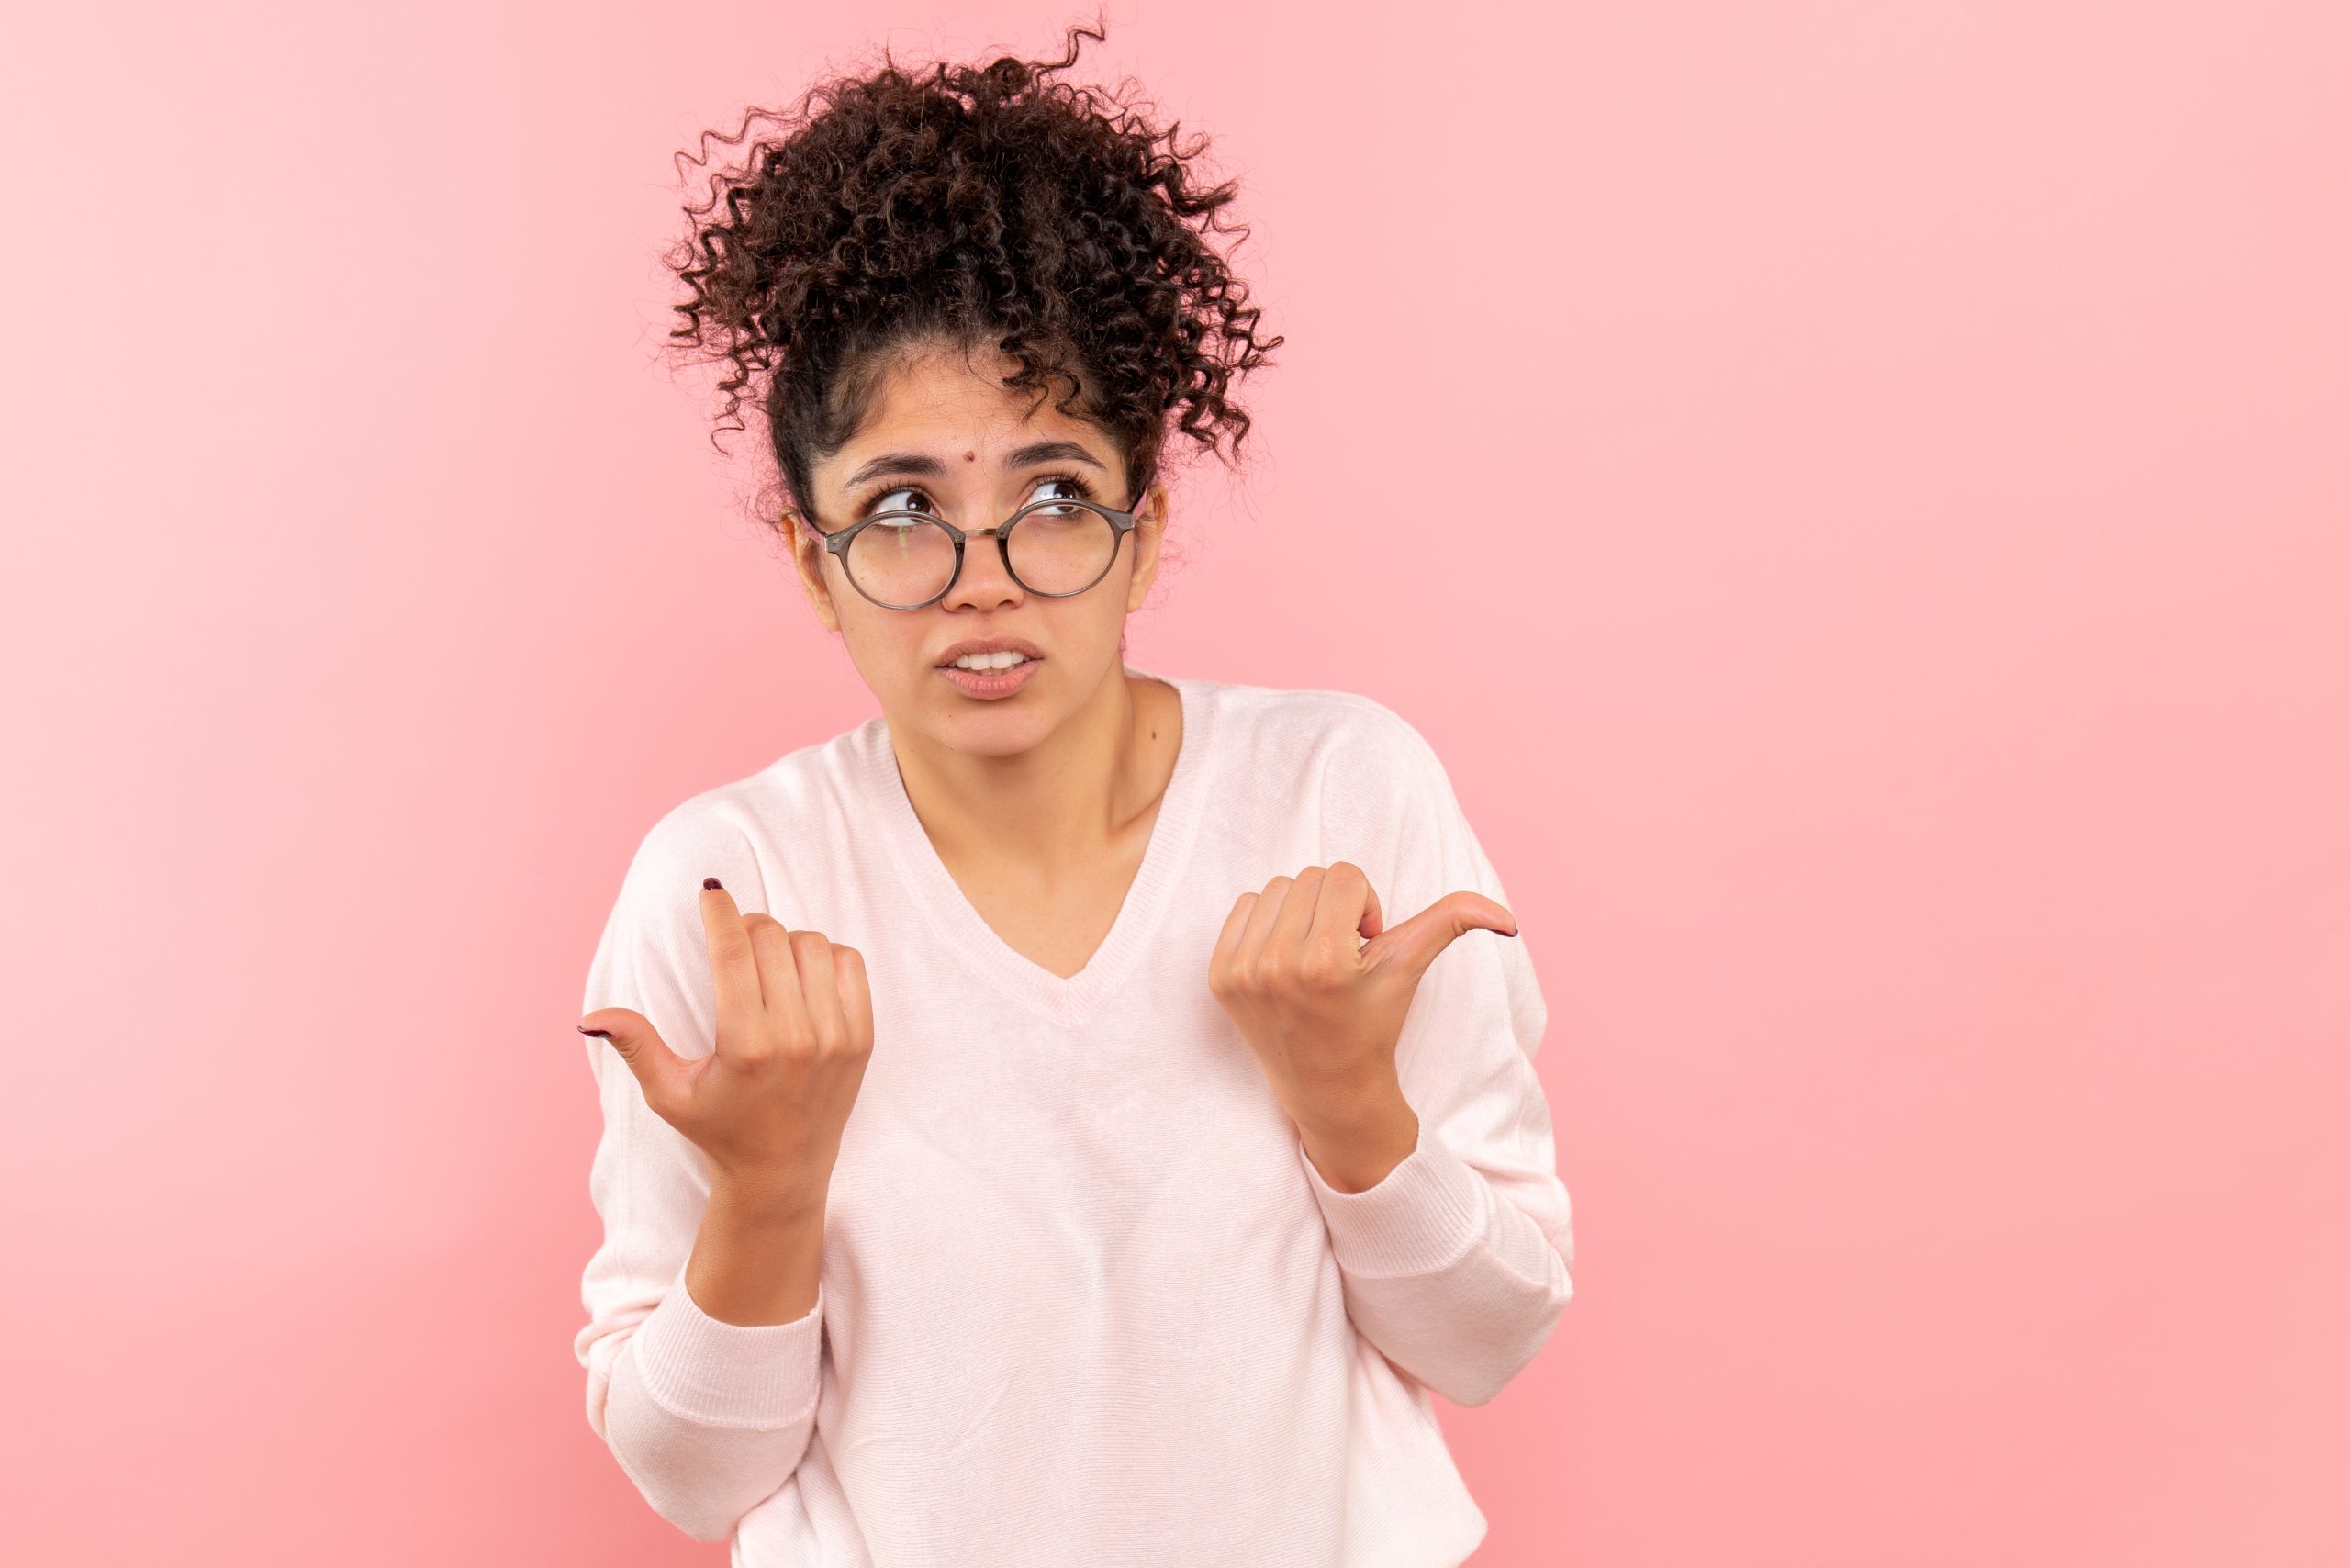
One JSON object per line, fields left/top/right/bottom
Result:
{"left": 1301, "top": 705, "right": 1576, "bottom": 1408}
{"left": 573, "top": 807, "right": 826, "bottom": 1543}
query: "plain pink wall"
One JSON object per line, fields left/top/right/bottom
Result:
{"left": 4, "top": 2, "right": 2344, "bottom": 1562}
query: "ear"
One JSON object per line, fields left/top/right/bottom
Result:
{"left": 1125, "top": 481, "right": 1170, "bottom": 613}
{"left": 783, "top": 510, "right": 844, "bottom": 633}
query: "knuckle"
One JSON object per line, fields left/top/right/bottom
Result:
{"left": 727, "top": 1032, "right": 778, "bottom": 1069}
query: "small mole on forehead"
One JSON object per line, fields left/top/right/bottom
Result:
{"left": 962, "top": 450, "right": 978, "bottom": 462}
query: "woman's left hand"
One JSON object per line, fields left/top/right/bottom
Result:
{"left": 1207, "top": 861, "right": 1517, "bottom": 1139}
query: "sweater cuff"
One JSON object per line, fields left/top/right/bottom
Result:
{"left": 628, "top": 1259, "right": 825, "bottom": 1429}
{"left": 1298, "top": 1114, "right": 1491, "bottom": 1279}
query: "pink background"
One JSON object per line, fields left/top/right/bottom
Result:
{"left": 5, "top": 3, "right": 2344, "bottom": 1562}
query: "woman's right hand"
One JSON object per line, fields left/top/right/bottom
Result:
{"left": 581, "top": 878, "right": 875, "bottom": 1211}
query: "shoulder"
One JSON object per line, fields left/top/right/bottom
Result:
{"left": 1187, "top": 674, "right": 1443, "bottom": 774}
{"left": 1188, "top": 678, "right": 1498, "bottom": 913}
{"left": 1181, "top": 674, "right": 1452, "bottom": 827}
{"left": 615, "top": 717, "right": 882, "bottom": 920}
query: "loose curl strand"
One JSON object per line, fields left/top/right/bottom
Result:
{"left": 660, "top": 15, "right": 1283, "bottom": 536}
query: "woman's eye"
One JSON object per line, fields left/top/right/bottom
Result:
{"left": 868, "top": 487, "right": 934, "bottom": 516}
{"left": 1027, "top": 476, "right": 1087, "bottom": 507}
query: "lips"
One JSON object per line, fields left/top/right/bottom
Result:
{"left": 938, "top": 656, "right": 1043, "bottom": 699}
{"left": 934, "top": 636, "right": 1045, "bottom": 666}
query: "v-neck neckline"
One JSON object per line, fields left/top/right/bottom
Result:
{"left": 861, "top": 666, "right": 1217, "bottom": 1030}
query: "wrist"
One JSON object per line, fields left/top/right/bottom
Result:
{"left": 1296, "top": 1091, "right": 1420, "bottom": 1195}
{"left": 711, "top": 1170, "right": 828, "bottom": 1226}
{"left": 1292, "top": 1070, "right": 1411, "bottom": 1144}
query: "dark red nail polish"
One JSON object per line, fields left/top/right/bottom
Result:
{"left": 704, "top": 877, "right": 723, "bottom": 890}
{"left": 577, "top": 1025, "right": 611, "bottom": 1038}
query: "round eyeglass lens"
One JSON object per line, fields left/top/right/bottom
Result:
{"left": 844, "top": 503, "right": 1119, "bottom": 606}
{"left": 1006, "top": 500, "right": 1120, "bottom": 592}
{"left": 844, "top": 514, "right": 957, "bottom": 607}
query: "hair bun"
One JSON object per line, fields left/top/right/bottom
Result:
{"left": 661, "top": 16, "right": 1282, "bottom": 528}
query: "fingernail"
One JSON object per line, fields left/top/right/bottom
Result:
{"left": 704, "top": 877, "right": 723, "bottom": 890}
{"left": 577, "top": 1025, "right": 612, "bottom": 1038}
{"left": 1503, "top": 925, "right": 1520, "bottom": 938}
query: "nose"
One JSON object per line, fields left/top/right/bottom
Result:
{"left": 940, "top": 523, "right": 1023, "bottom": 609}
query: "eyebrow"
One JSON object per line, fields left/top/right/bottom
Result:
{"left": 841, "top": 439, "right": 1105, "bottom": 491}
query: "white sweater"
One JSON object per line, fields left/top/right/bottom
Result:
{"left": 575, "top": 667, "right": 1575, "bottom": 1565}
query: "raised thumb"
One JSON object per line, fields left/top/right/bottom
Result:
{"left": 577, "top": 1008, "right": 687, "bottom": 1111}
{"left": 1361, "top": 891, "right": 1519, "bottom": 982}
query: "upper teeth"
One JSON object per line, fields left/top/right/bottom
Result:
{"left": 952, "top": 651, "right": 1030, "bottom": 670}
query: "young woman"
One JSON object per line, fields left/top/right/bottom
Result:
{"left": 572, "top": 23, "right": 1573, "bottom": 1565}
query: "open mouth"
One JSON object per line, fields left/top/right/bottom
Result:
{"left": 937, "top": 655, "right": 1042, "bottom": 697}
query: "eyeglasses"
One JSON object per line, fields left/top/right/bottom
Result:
{"left": 804, "top": 491, "right": 1145, "bottom": 610}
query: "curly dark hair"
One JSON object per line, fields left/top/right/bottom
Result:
{"left": 660, "top": 15, "right": 1281, "bottom": 540}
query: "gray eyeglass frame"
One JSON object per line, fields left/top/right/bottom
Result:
{"left": 808, "top": 494, "right": 1144, "bottom": 610}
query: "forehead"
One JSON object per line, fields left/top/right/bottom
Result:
{"left": 830, "top": 343, "right": 1108, "bottom": 467}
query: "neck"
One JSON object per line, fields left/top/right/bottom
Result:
{"left": 886, "top": 665, "right": 1180, "bottom": 888}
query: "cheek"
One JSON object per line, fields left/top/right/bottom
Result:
{"left": 1044, "top": 592, "right": 1126, "bottom": 644}
{"left": 824, "top": 602, "right": 929, "bottom": 693}
{"left": 843, "top": 609, "right": 926, "bottom": 666}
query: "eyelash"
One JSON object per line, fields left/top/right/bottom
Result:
{"left": 857, "top": 469, "right": 1100, "bottom": 519}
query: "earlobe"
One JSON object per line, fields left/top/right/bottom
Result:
{"left": 1126, "top": 485, "right": 1169, "bottom": 611}
{"left": 783, "top": 510, "right": 843, "bottom": 631}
